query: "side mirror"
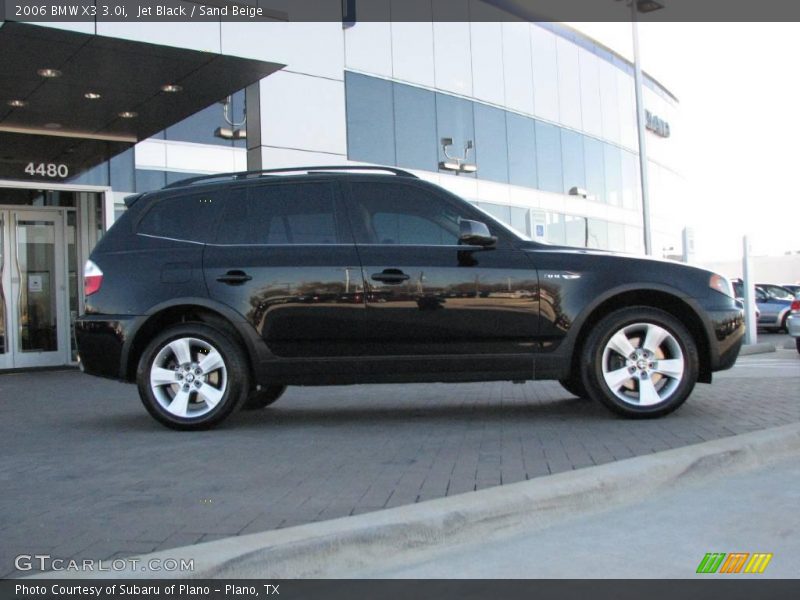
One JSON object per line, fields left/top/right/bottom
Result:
{"left": 459, "top": 219, "right": 497, "bottom": 247}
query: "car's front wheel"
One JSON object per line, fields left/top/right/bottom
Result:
{"left": 581, "top": 307, "right": 698, "bottom": 418}
{"left": 242, "top": 385, "right": 287, "bottom": 410}
{"left": 136, "top": 323, "right": 249, "bottom": 430}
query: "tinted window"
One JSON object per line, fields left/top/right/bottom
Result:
{"left": 165, "top": 89, "right": 246, "bottom": 148}
{"left": 603, "top": 144, "right": 623, "bottom": 207}
{"left": 216, "top": 183, "right": 339, "bottom": 245}
{"left": 348, "top": 183, "right": 471, "bottom": 245}
{"left": 138, "top": 191, "right": 223, "bottom": 242}
{"left": 560, "top": 128, "right": 585, "bottom": 194}
{"left": 534, "top": 121, "right": 563, "bottom": 193}
{"left": 583, "top": 137, "right": 606, "bottom": 202}
{"left": 506, "top": 113, "right": 537, "bottom": 188}
{"left": 474, "top": 103, "right": 509, "bottom": 183}
{"left": 345, "top": 72, "right": 396, "bottom": 165}
{"left": 394, "top": 83, "right": 438, "bottom": 171}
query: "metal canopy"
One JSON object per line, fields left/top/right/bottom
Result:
{"left": 0, "top": 22, "right": 283, "bottom": 180}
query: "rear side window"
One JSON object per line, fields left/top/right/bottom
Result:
{"left": 216, "top": 183, "right": 340, "bottom": 245}
{"left": 138, "top": 191, "right": 223, "bottom": 243}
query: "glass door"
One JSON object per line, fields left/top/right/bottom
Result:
{"left": 0, "top": 211, "right": 9, "bottom": 369}
{"left": 0, "top": 209, "right": 69, "bottom": 369}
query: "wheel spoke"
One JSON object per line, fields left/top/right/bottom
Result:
{"left": 637, "top": 377, "right": 661, "bottom": 406}
{"left": 607, "top": 331, "right": 636, "bottom": 358}
{"left": 642, "top": 324, "right": 669, "bottom": 354}
{"left": 151, "top": 367, "right": 178, "bottom": 387}
{"left": 603, "top": 366, "right": 634, "bottom": 390}
{"left": 197, "top": 383, "right": 223, "bottom": 408}
{"left": 168, "top": 389, "right": 191, "bottom": 417}
{"left": 168, "top": 338, "right": 193, "bottom": 365}
{"left": 654, "top": 358, "right": 684, "bottom": 380}
{"left": 198, "top": 350, "right": 224, "bottom": 374}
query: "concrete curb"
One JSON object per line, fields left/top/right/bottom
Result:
{"left": 739, "top": 342, "right": 777, "bottom": 355}
{"left": 33, "top": 423, "right": 800, "bottom": 579}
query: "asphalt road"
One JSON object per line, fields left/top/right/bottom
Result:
{"left": 0, "top": 335, "right": 797, "bottom": 577}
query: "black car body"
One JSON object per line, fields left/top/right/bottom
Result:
{"left": 76, "top": 167, "right": 744, "bottom": 429}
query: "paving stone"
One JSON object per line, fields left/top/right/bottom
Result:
{"left": 0, "top": 365, "right": 797, "bottom": 577}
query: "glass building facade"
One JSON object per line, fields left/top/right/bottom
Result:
{"left": 344, "top": 71, "right": 653, "bottom": 252}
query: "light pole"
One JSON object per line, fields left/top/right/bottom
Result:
{"left": 630, "top": 0, "right": 664, "bottom": 255}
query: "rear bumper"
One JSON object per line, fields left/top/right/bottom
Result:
{"left": 75, "top": 315, "right": 141, "bottom": 380}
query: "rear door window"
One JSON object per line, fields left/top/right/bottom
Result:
{"left": 216, "top": 182, "right": 343, "bottom": 245}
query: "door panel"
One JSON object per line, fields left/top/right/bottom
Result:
{"left": 203, "top": 182, "right": 365, "bottom": 358}
{"left": 0, "top": 212, "right": 8, "bottom": 368}
{"left": 360, "top": 245, "right": 539, "bottom": 355}
{"left": 344, "top": 180, "right": 541, "bottom": 357}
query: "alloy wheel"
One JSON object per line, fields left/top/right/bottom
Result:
{"left": 600, "top": 322, "right": 685, "bottom": 407}
{"left": 149, "top": 337, "right": 228, "bottom": 418}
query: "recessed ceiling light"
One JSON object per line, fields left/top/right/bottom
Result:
{"left": 118, "top": 111, "right": 138, "bottom": 119}
{"left": 160, "top": 84, "right": 183, "bottom": 93}
{"left": 84, "top": 92, "right": 101, "bottom": 100}
{"left": 37, "top": 68, "right": 62, "bottom": 78}
{"left": 44, "top": 123, "right": 62, "bottom": 129}
{"left": 7, "top": 99, "right": 27, "bottom": 108}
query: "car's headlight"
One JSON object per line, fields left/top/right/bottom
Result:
{"left": 709, "top": 274, "right": 734, "bottom": 298}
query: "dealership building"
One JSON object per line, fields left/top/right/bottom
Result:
{"left": 0, "top": 1, "right": 684, "bottom": 371}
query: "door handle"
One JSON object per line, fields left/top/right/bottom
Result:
{"left": 371, "top": 269, "right": 410, "bottom": 284}
{"left": 216, "top": 270, "right": 252, "bottom": 285}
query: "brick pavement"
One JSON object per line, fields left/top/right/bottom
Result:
{"left": 0, "top": 351, "right": 798, "bottom": 577}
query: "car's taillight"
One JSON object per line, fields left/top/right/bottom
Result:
{"left": 791, "top": 300, "right": 800, "bottom": 313}
{"left": 84, "top": 260, "right": 103, "bottom": 297}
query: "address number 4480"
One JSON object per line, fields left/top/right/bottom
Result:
{"left": 25, "top": 163, "right": 69, "bottom": 178}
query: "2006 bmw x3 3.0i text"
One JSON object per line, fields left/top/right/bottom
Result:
{"left": 75, "top": 167, "right": 745, "bottom": 430}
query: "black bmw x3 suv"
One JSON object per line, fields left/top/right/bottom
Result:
{"left": 76, "top": 166, "right": 744, "bottom": 430}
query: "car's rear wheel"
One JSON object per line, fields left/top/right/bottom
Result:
{"left": 242, "top": 385, "right": 287, "bottom": 410}
{"left": 581, "top": 307, "right": 698, "bottom": 418}
{"left": 796, "top": 338, "right": 800, "bottom": 354}
{"left": 137, "top": 323, "right": 249, "bottom": 430}
{"left": 559, "top": 377, "right": 588, "bottom": 399}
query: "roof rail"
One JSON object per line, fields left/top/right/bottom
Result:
{"left": 163, "top": 165, "right": 418, "bottom": 189}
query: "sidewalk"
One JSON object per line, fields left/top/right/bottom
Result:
{"left": 354, "top": 456, "right": 800, "bottom": 578}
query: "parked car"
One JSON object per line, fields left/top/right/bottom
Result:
{"left": 75, "top": 166, "right": 744, "bottom": 430}
{"left": 756, "top": 284, "right": 795, "bottom": 332}
{"left": 732, "top": 281, "right": 793, "bottom": 332}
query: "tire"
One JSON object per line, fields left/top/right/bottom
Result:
{"left": 580, "top": 306, "right": 699, "bottom": 419}
{"left": 242, "top": 385, "right": 287, "bottom": 410}
{"left": 136, "top": 323, "right": 250, "bottom": 430}
{"left": 796, "top": 338, "right": 800, "bottom": 354}
{"left": 559, "top": 377, "right": 588, "bottom": 399}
